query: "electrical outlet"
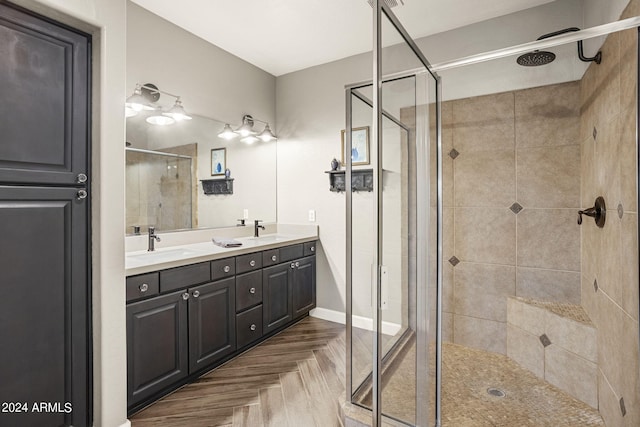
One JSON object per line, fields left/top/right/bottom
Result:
{"left": 243, "top": 209, "right": 249, "bottom": 219}
{"left": 308, "top": 209, "right": 316, "bottom": 222}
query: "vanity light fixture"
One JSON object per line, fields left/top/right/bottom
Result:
{"left": 218, "top": 114, "right": 277, "bottom": 142}
{"left": 125, "top": 83, "right": 193, "bottom": 124}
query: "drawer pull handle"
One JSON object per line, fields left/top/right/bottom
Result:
{"left": 193, "top": 290, "right": 200, "bottom": 298}
{"left": 311, "top": 246, "right": 315, "bottom": 252}
{"left": 224, "top": 265, "right": 231, "bottom": 273}
{"left": 291, "top": 262, "right": 296, "bottom": 269}
{"left": 295, "top": 261, "right": 300, "bottom": 268}
{"left": 250, "top": 287, "right": 256, "bottom": 294}
{"left": 139, "top": 283, "right": 149, "bottom": 293}
{"left": 250, "top": 324, "right": 256, "bottom": 331}
{"left": 182, "top": 292, "right": 190, "bottom": 301}
{"left": 271, "top": 255, "right": 277, "bottom": 262}
{"left": 249, "top": 260, "right": 256, "bottom": 267}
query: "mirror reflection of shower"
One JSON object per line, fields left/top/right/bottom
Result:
{"left": 125, "top": 147, "right": 194, "bottom": 234}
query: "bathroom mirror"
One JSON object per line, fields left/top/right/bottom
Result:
{"left": 125, "top": 113, "right": 277, "bottom": 234}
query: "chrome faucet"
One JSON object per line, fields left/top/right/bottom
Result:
{"left": 254, "top": 220, "right": 265, "bottom": 238}
{"left": 148, "top": 226, "right": 161, "bottom": 251}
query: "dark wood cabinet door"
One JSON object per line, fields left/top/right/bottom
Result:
{"left": 188, "top": 278, "right": 236, "bottom": 373}
{"left": 127, "top": 291, "right": 189, "bottom": 407}
{"left": 0, "top": 3, "right": 90, "bottom": 185}
{"left": 0, "top": 186, "right": 89, "bottom": 427}
{"left": 262, "top": 263, "right": 293, "bottom": 334}
{"left": 292, "top": 256, "right": 316, "bottom": 319}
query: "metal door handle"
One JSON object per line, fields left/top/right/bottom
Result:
{"left": 182, "top": 292, "right": 190, "bottom": 300}
{"left": 224, "top": 265, "right": 231, "bottom": 273}
{"left": 193, "top": 290, "right": 200, "bottom": 298}
{"left": 250, "top": 287, "right": 256, "bottom": 294}
{"left": 76, "top": 189, "right": 88, "bottom": 200}
{"left": 250, "top": 324, "right": 256, "bottom": 331}
{"left": 139, "top": 283, "right": 148, "bottom": 293}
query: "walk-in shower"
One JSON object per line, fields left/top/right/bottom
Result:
{"left": 345, "top": 2, "right": 640, "bottom": 426}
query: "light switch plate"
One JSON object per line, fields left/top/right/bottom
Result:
{"left": 308, "top": 209, "right": 316, "bottom": 222}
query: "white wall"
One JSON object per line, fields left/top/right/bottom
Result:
{"left": 11, "top": 0, "right": 129, "bottom": 426}
{"left": 276, "top": 0, "right": 588, "bottom": 315}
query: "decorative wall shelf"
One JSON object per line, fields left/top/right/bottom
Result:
{"left": 325, "top": 169, "right": 373, "bottom": 192}
{"left": 201, "top": 178, "right": 234, "bottom": 195}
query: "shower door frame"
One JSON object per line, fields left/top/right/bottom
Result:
{"left": 345, "top": 1, "right": 443, "bottom": 426}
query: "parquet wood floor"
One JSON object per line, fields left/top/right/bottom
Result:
{"left": 130, "top": 316, "right": 346, "bottom": 427}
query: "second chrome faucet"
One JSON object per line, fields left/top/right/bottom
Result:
{"left": 148, "top": 226, "right": 161, "bottom": 251}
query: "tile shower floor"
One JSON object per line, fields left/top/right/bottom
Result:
{"left": 359, "top": 339, "right": 605, "bottom": 426}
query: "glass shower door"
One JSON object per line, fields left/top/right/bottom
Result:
{"left": 346, "top": 2, "right": 441, "bottom": 426}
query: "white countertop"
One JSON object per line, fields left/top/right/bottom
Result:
{"left": 125, "top": 224, "right": 318, "bottom": 276}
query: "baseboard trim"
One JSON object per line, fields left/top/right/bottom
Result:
{"left": 310, "top": 307, "right": 401, "bottom": 336}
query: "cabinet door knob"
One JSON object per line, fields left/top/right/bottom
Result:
{"left": 271, "top": 255, "right": 277, "bottom": 262}
{"left": 250, "top": 260, "right": 256, "bottom": 267}
{"left": 77, "top": 173, "right": 88, "bottom": 183}
{"left": 249, "top": 287, "right": 256, "bottom": 294}
{"left": 311, "top": 246, "right": 315, "bottom": 252}
{"left": 290, "top": 263, "right": 296, "bottom": 269}
{"left": 182, "top": 292, "right": 190, "bottom": 300}
{"left": 224, "top": 265, "right": 231, "bottom": 273}
{"left": 193, "top": 290, "right": 200, "bottom": 298}
{"left": 139, "top": 283, "right": 149, "bottom": 293}
{"left": 250, "top": 324, "right": 256, "bottom": 331}
{"left": 76, "top": 189, "right": 88, "bottom": 200}
{"left": 295, "top": 261, "right": 300, "bottom": 268}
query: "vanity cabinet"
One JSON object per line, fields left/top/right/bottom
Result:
{"left": 127, "top": 290, "right": 189, "bottom": 406}
{"left": 126, "top": 240, "right": 317, "bottom": 414}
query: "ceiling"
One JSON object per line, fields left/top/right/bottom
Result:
{"left": 130, "top": 0, "right": 557, "bottom": 76}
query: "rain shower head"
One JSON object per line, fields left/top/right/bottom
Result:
{"left": 516, "top": 50, "right": 556, "bottom": 66}
{"left": 516, "top": 27, "right": 601, "bottom": 67}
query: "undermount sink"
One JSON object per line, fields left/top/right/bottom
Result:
{"left": 127, "top": 247, "right": 204, "bottom": 262}
{"left": 246, "top": 234, "right": 289, "bottom": 242}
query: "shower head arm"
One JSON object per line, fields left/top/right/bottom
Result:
{"left": 537, "top": 27, "right": 601, "bottom": 64}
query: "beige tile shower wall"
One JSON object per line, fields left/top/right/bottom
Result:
{"left": 580, "top": 1, "right": 640, "bottom": 425}
{"left": 445, "top": 81, "right": 582, "bottom": 354}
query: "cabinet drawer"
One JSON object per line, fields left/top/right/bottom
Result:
{"left": 236, "top": 252, "right": 262, "bottom": 274}
{"left": 236, "top": 270, "right": 263, "bottom": 312}
{"left": 211, "top": 257, "right": 236, "bottom": 281}
{"left": 126, "top": 272, "right": 159, "bottom": 302}
{"left": 160, "top": 262, "right": 211, "bottom": 293}
{"left": 262, "top": 249, "right": 280, "bottom": 267}
{"left": 236, "top": 305, "right": 263, "bottom": 349}
{"left": 303, "top": 241, "right": 317, "bottom": 257}
{"left": 279, "top": 244, "right": 303, "bottom": 262}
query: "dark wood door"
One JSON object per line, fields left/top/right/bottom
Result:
{"left": 0, "top": 2, "right": 90, "bottom": 185}
{"left": 292, "top": 256, "right": 316, "bottom": 319}
{"left": 127, "top": 291, "right": 189, "bottom": 407}
{"left": 188, "top": 278, "right": 236, "bottom": 373}
{"left": 0, "top": 186, "right": 89, "bottom": 427}
{"left": 262, "top": 263, "right": 292, "bottom": 334}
